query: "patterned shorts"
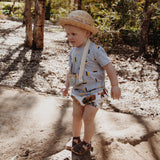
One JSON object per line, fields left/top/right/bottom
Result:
{"left": 71, "top": 89, "right": 108, "bottom": 108}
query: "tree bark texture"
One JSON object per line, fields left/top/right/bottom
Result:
{"left": 77, "top": 0, "right": 82, "bottom": 10}
{"left": 139, "top": 1, "right": 155, "bottom": 56}
{"left": 24, "top": 0, "right": 33, "bottom": 47}
{"left": 33, "top": 0, "right": 46, "bottom": 50}
{"left": 74, "top": 0, "right": 82, "bottom": 10}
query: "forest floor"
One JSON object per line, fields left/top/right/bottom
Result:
{"left": 0, "top": 19, "right": 160, "bottom": 160}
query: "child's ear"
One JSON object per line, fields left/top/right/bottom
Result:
{"left": 86, "top": 31, "right": 91, "bottom": 37}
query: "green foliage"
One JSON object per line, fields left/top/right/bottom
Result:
{"left": 45, "top": 0, "right": 70, "bottom": 22}
{"left": 81, "top": 0, "right": 159, "bottom": 58}
{"left": 81, "top": 1, "right": 121, "bottom": 48}
{"left": 80, "top": 0, "right": 142, "bottom": 48}
{"left": 0, "top": 0, "right": 159, "bottom": 59}
{"left": 2, "top": 4, "right": 12, "bottom": 11}
{"left": 115, "top": 0, "right": 137, "bottom": 28}
{"left": 2, "top": 4, "right": 11, "bottom": 15}
{"left": 2, "top": 10, "right": 10, "bottom": 15}
{"left": 0, "top": 2, "right": 24, "bottom": 18}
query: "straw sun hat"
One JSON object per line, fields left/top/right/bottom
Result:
{"left": 59, "top": 10, "right": 98, "bottom": 35}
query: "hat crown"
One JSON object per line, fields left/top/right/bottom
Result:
{"left": 68, "top": 10, "right": 93, "bottom": 26}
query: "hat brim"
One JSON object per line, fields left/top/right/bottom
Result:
{"left": 59, "top": 18, "right": 98, "bottom": 35}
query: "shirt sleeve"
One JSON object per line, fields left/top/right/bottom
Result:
{"left": 69, "top": 48, "right": 74, "bottom": 67}
{"left": 94, "top": 45, "right": 110, "bottom": 67}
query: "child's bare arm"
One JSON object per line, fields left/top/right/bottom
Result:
{"left": 62, "top": 68, "right": 71, "bottom": 96}
{"left": 103, "top": 63, "right": 121, "bottom": 99}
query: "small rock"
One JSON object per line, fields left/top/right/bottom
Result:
{"left": 10, "top": 155, "right": 18, "bottom": 160}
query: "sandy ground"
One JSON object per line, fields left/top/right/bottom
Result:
{"left": 0, "top": 19, "right": 160, "bottom": 160}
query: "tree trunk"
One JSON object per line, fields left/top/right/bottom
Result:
{"left": 139, "top": 1, "right": 154, "bottom": 56}
{"left": 73, "top": 0, "right": 76, "bottom": 10}
{"left": 73, "top": 0, "right": 82, "bottom": 10}
{"left": 77, "top": 0, "right": 82, "bottom": 10}
{"left": 45, "top": 0, "right": 51, "bottom": 20}
{"left": 33, "top": 0, "right": 46, "bottom": 50}
{"left": 24, "top": 0, "right": 33, "bottom": 47}
{"left": 9, "top": 0, "right": 16, "bottom": 16}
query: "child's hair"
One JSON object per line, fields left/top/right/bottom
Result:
{"left": 59, "top": 10, "right": 98, "bottom": 35}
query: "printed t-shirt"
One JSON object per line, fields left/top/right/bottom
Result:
{"left": 69, "top": 41, "right": 110, "bottom": 97}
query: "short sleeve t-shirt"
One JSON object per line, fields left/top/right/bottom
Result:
{"left": 69, "top": 40, "right": 110, "bottom": 96}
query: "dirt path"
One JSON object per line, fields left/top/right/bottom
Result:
{"left": 0, "top": 86, "right": 160, "bottom": 160}
{"left": 0, "top": 19, "right": 160, "bottom": 160}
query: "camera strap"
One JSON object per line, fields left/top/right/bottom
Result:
{"left": 71, "top": 39, "right": 90, "bottom": 83}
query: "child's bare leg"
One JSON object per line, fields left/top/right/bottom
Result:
{"left": 83, "top": 105, "right": 98, "bottom": 143}
{"left": 72, "top": 99, "right": 84, "bottom": 137}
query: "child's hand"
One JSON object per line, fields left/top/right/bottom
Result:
{"left": 61, "top": 87, "right": 69, "bottom": 96}
{"left": 111, "top": 86, "right": 121, "bottom": 100}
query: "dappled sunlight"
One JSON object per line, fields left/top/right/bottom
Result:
{"left": 96, "top": 111, "right": 146, "bottom": 140}
{"left": 28, "top": 96, "right": 62, "bottom": 127}
{"left": 0, "top": 87, "right": 73, "bottom": 159}
{"left": 95, "top": 106, "right": 160, "bottom": 160}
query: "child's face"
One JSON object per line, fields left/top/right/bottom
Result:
{"left": 64, "top": 25, "right": 90, "bottom": 48}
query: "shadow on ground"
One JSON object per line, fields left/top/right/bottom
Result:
{"left": 105, "top": 101, "right": 160, "bottom": 160}
{"left": 0, "top": 44, "right": 42, "bottom": 89}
